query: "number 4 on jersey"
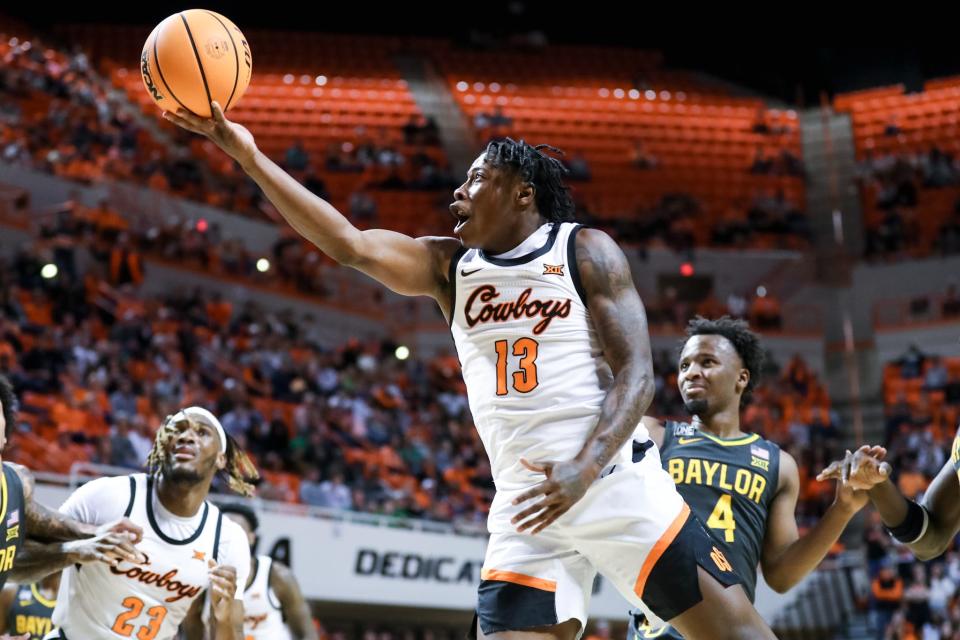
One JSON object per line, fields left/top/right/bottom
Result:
{"left": 707, "top": 494, "right": 736, "bottom": 542}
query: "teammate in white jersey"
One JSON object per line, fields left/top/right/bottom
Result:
{"left": 217, "top": 504, "right": 317, "bottom": 640}
{"left": 166, "top": 104, "right": 776, "bottom": 640}
{"left": 47, "top": 407, "right": 259, "bottom": 640}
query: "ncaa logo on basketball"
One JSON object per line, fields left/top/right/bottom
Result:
{"left": 140, "top": 51, "right": 163, "bottom": 101}
{"left": 205, "top": 39, "right": 230, "bottom": 60}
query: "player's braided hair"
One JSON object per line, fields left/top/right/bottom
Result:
{"left": 483, "top": 138, "right": 576, "bottom": 223}
{"left": 684, "top": 315, "right": 765, "bottom": 406}
{"left": 147, "top": 414, "right": 259, "bottom": 497}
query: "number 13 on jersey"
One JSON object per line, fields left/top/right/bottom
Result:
{"left": 494, "top": 338, "right": 539, "bottom": 396}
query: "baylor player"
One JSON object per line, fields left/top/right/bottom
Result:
{"left": 0, "top": 572, "right": 59, "bottom": 639}
{"left": 629, "top": 317, "right": 876, "bottom": 639}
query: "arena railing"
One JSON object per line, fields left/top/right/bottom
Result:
{"left": 62, "top": 462, "right": 489, "bottom": 538}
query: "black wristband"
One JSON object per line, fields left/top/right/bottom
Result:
{"left": 886, "top": 500, "right": 929, "bottom": 544}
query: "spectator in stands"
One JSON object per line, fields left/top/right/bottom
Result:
{"left": 937, "top": 211, "right": 960, "bottom": 255}
{"left": 109, "top": 378, "right": 138, "bottom": 419}
{"left": 942, "top": 283, "right": 960, "bottom": 317}
{"left": 128, "top": 414, "right": 154, "bottom": 462}
{"left": 863, "top": 512, "right": 892, "bottom": 578}
{"left": 884, "top": 116, "right": 902, "bottom": 137}
{"left": 922, "top": 146, "right": 956, "bottom": 188}
{"left": 488, "top": 105, "right": 512, "bottom": 129}
{"left": 752, "top": 107, "right": 771, "bottom": 135}
{"left": 565, "top": 151, "right": 591, "bottom": 181}
{"left": 376, "top": 146, "right": 404, "bottom": 169}
{"left": 108, "top": 414, "right": 140, "bottom": 469}
{"left": 284, "top": 140, "right": 310, "bottom": 172}
{"left": 904, "top": 563, "right": 932, "bottom": 635}
{"left": 348, "top": 188, "right": 378, "bottom": 225}
{"left": 749, "top": 290, "right": 782, "bottom": 330}
{"left": 631, "top": 140, "right": 658, "bottom": 170}
{"left": 303, "top": 169, "right": 330, "bottom": 201}
{"left": 871, "top": 562, "right": 904, "bottom": 640}
{"left": 108, "top": 233, "right": 143, "bottom": 287}
{"left": 422, "top": 116, "right": 440, "bottom": 145}
{"left": 897, "top": 344, "right": 928, "bottom": 379}
{"left": 945, "top": 369, "right": 960, "bottom": 406}
{"left": 320, "top": 470, "right": 353, "bottom": 511}
{"left": 927, "top": 563, "right": 955, "bottom": 619}
{"left": 778, "top": 149, "right": 805, "bottom": 178}
{"left": 726, "top": 290, "right": 748, "bottom": 318}
{"left": 474, "top": 106, "right": 512, "bottom": 140}
{"left": 402, "top": 115, "right": 422, "bottom": 145}
{"left": 750, "top": 147, "right": 775, "bottom": 174}
{"left": 402, "top": 115, "right": 440, "bottom": 146}
{"left": 924, "top": 355, "right": 948, "bottom": 392}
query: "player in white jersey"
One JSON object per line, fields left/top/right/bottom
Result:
{"left": 166, "top": 104, "right": 777, "bottom": 639}
{"left": 217, "top": 504, "right": 316, "bottom": 640}
{"left": 46, "top": 407, "right": 259, "bottom": 640}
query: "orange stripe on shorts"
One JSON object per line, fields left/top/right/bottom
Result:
{"left": 480, "top": 568, "right": 557, "bottom": 592}
{"left": 633, "top": 502, "right": 690, "bottom": 598}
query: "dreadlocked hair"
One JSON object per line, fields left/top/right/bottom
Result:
{"left": 684, "top": 315, "right": 766, "bottom": 406}
{"left": 483, "top": 138, "right": 576, "bottom": 222}
{"left": 147, "top": 415, "right": 259, "bottom": 497}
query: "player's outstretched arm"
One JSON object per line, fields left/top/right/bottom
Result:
{"left": 270, "top": 560, "right": 318, "bottom": 640}
{"left": 10, "top": 533, "right": 145, "bottom": 583}
{"left": 824, "top": 443, "right": 960, "bottom": 561}
{"left": 819, "top": 442, "right": 960, "bottom": 560}
{"left": 163, "top": 103, "right": 460, "bottom": 302}
{"left": 511, "top": 229, "right": 655, "bottom": 534}
{"left": 907, "top": 457, "right": 960, "bottom": 560}
{"left": 761, "top": 448, "right": 879, "bottom": 593}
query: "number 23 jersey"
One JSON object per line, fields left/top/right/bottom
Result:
{"left": 52, "top": 474, "right": 249, "bottom": 640}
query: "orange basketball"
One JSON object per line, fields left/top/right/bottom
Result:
{"left": 140, "top": 9, "right": 252, "bottom": 118}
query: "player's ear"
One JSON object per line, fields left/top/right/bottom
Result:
{"left": 517, "top": 181, "right": 535, "bottom": 208}
{"left": 216, "top": 451, "right": 227, "bottom": 470}
{"left": 736, "top": 368, "right": 750, "bottom": 394}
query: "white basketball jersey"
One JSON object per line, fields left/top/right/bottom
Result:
{"left": 54, "top": 474, "right": 227, "bottom": 640}
{"left": 450, "top": 222, "right": 634, "bottom": 530}
{"left": 242, "top": 556, "right": 291, "bottom": 640}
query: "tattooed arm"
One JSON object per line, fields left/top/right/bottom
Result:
{"left": 13, "top": 464, "right": 91, "bottom": 541}
{"left": 511, "top": 228, "right": 655, "bottom": 533}
{"left": 6, "top": 465, "right": 145, "bottom": 582}
{"left": 12, "top": 464, "right": 142, "bottom": 542}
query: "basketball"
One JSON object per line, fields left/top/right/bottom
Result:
{"left": 140, "top": 9, "right": 252, "bottom": 118}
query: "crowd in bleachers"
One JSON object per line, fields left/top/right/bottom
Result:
{"left": 857, "top": 149, "right": 960, "bottom": 261}
{"left": 1, "top": 25, "right": 816, "bottom": 253}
